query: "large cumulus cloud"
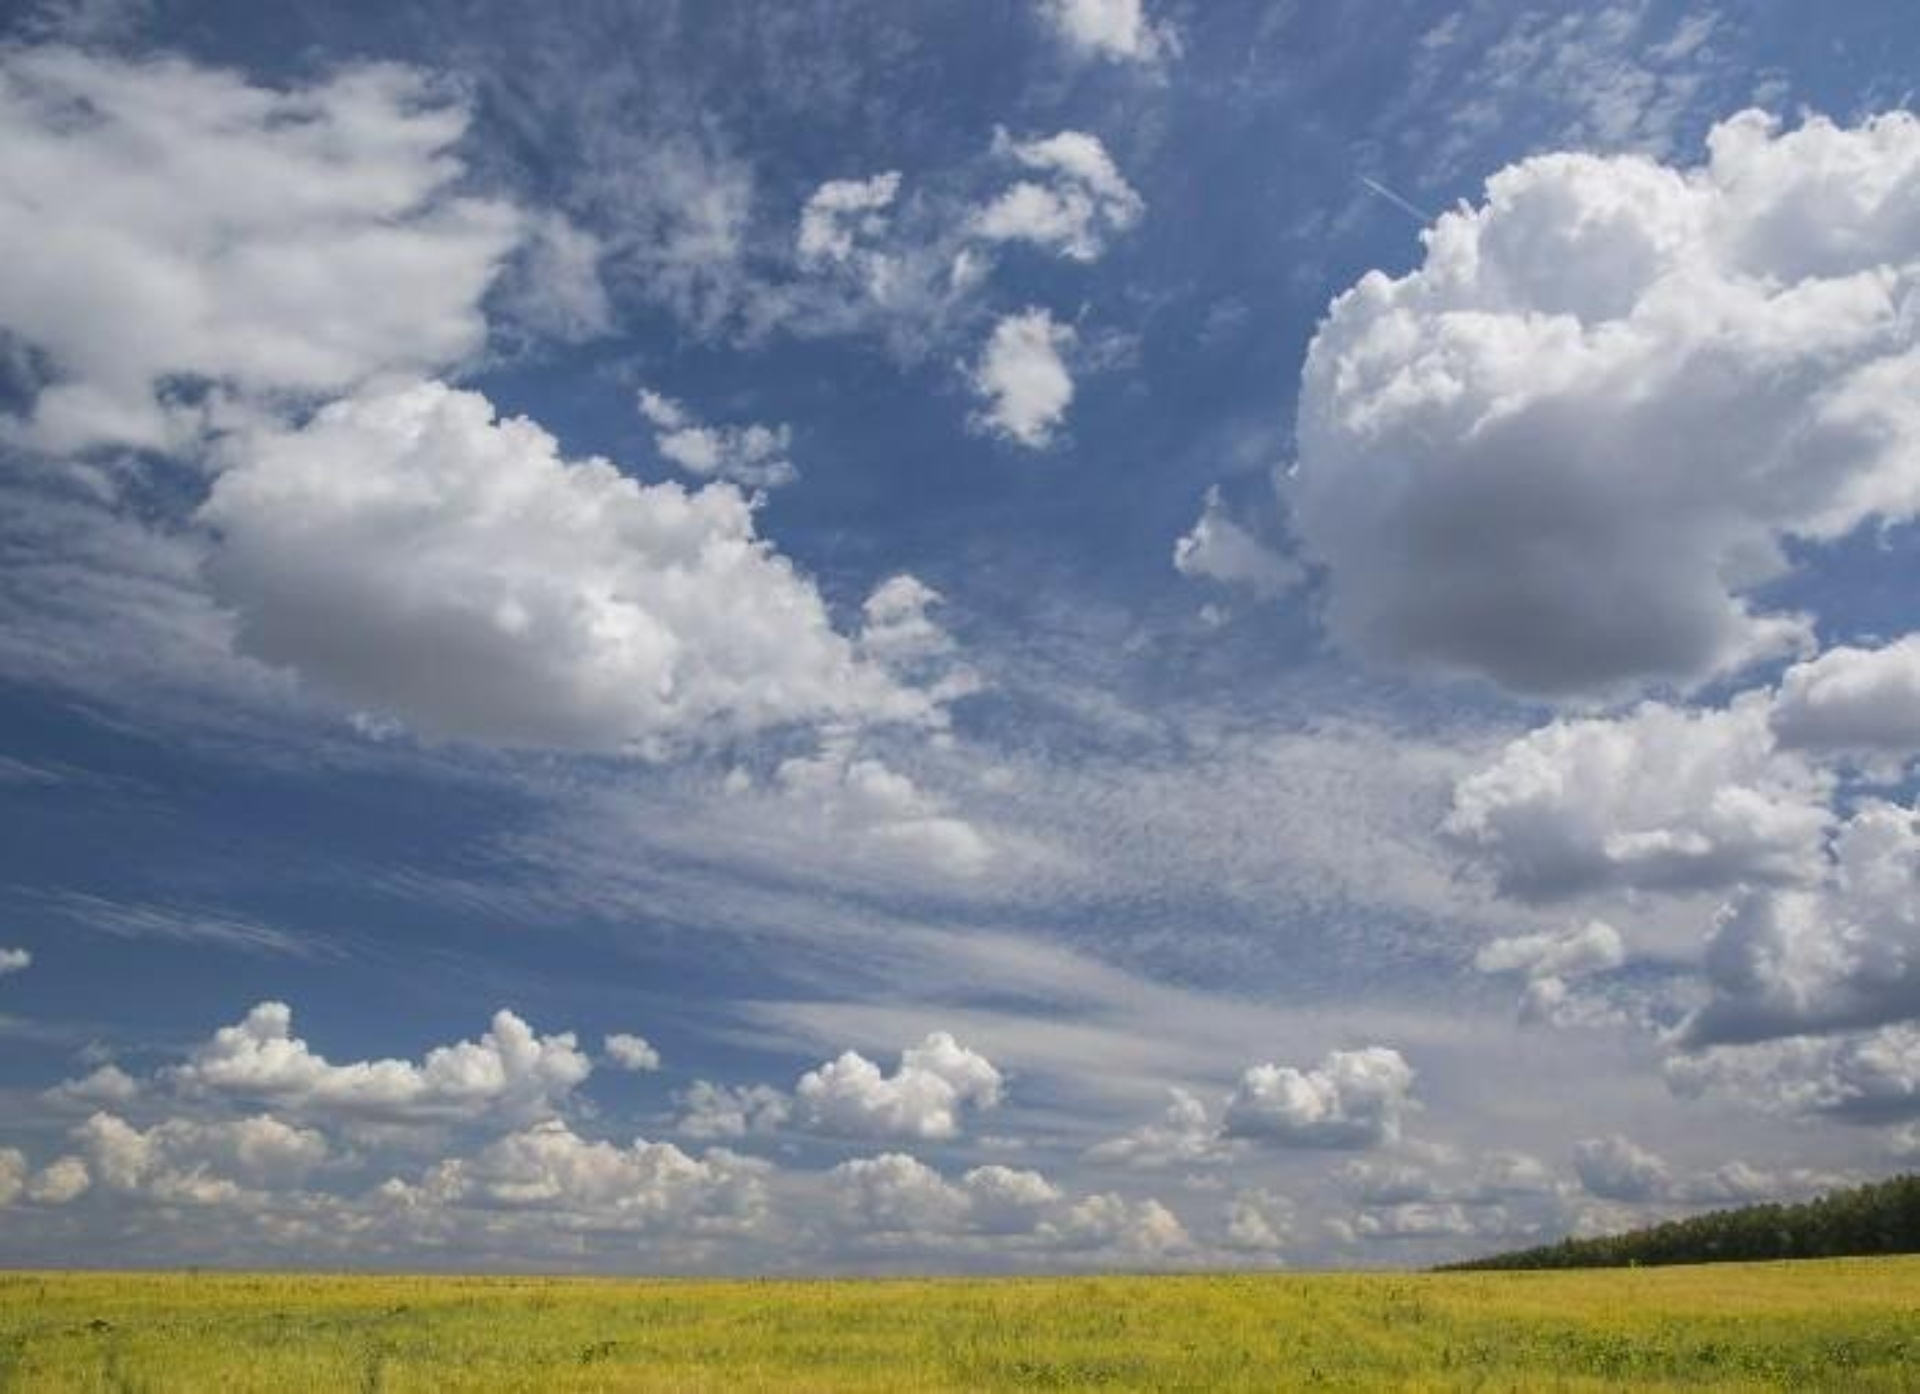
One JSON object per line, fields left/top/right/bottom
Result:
{"left": 1682, "top": 798, "right": 1920, "bottom": 1047}
{"left": 200, "top": 381, "right": 936, "bottom": 750}
{"left": 1289, "top": 109, "right": 1920, "bottom": 696}
{"left": 1444, "top": 695, "right": 1833, "bottom": 901}
{"left": 0, "top": 46, "right": 521, "bottom": 455}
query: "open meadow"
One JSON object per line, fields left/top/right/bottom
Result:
{"left": 1, "top": 1257, "right": 1915, "bottom": 1391}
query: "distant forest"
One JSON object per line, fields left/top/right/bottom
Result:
{"left": 1438, "top": 1174, "right": 1920, "bottom": 1271}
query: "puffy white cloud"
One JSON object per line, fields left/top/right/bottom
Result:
{"left": 200, "top": 380, "right": 932, "bottom": 750}
{"left": 827, "top": 1154, "right": 1101, "bottom": 1246}
{"left": 859, "top": 575, "right": 957, "bottom": 667}
{"left": 855, "top": 575, "right": 982, "bottom": 711}
{"left": 1475, "top": 920, "right": 1625, "bottom": 1024}
{"left": 1223, "top": 1047, "right": 1415, "bottom": 1148}
{"left": 1572, "top": 1134, "right": 1671, "bottom": 1201}
{"left": 1771, "top": 635, "right": 1920, "bottom": 760}
{"left": 828, "top": 1152, "right": 972, "bottom": 1234}
{"left": 974, "top": 131, "right": 1143, "bottom": 263}
{"left": 1288, "top": 109, "right": 1920, "bottom": 696}
{"left": 170, "top": 1001, "right": 592, "bottom": 1125}
{"left": 961, "top": 1164, "right": 1064, "bottom": 1233}
{"left": 797, "top": 172, "right": 901, "bottom": 272}
{"left": 77, "top": 1111, "right": 327, "bottom": 1204}
{"left": 1172, "top": 488, "right": 1302, "bottom": 600}
{"left": 1669, "top": 1024, "right": 1920, "bottom": 1123}
{"left": 1085, "top": 1088, "right": 1225, "bottom": 1169}
{"left": 1682, "top": 799, "right": 1920, "bottom": 1046}
{"left": 1038, "top": 0, "right": 1175, "bottom": 64}
{"left": 794, "top": 1032, "right": 1003, "bottom": 1141}
{"left": 1221, "top": 1187, "right": 1294, "bottom": 1252}
{"left": 46, "top": 1063, "right": 140, "bottom": 1108}
{"left": 674, "top": 1081, "right": 792, "bottom": 1140}
{"left": 1444, "top": 697, "right": 1832, "bottom": 901}
{"left": 770, "top": 735, "right": 993, "bottom": 878}
{"left": 26, "top": 1155, "right": 90, "bottom": 1205}
{"left": 403, "top": 1119, "right": 768, "bottom": 1234}
{"left": 636, "top": 388, "right": 797, "bottom": 490}
{"left": 602, "top": 1034, "right": 660, "bottom": 1073}
{"left": 0, "top": 947, "right": 28, "bottom": 976}
{"left": 0, "top": 46, "right": 520, "bottom": 455}
{"left": 970, "top": 309, "right": 1075, "bottom": 448}
{"left": 1038, "top": 1193, "right": 1190, "bottom": 1259}
{"left": 1476, "top": 920, "right": 1625, "bottom": 979}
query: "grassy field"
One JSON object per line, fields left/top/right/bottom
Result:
{"left": 0, "top": 1258, "right": 1915, "bottom": 1391}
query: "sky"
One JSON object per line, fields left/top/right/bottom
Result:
{"left": 1, "top": 0, "right": 1919, "bottom": 1273}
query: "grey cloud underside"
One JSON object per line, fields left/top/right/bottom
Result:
{"left": 1288, "top": 110, "right": 1920, "bottom": 697}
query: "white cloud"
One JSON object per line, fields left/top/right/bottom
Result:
{"left": 400, "top": 1119, "right": 768, "bottom": 1235}
{"left": 1172, "top": 488, "right": 1302, "bottom": 600}
{"left": 496, "top": 213, "right": 612, "bottom": 344}
{"left": 962, "top": 1164, "right": 1065, "bottom": 1233}
{"left": 859, "top": 575, "right": 958, "bottom": 668}
{"left": 1476, "top": 921, "right": 1625, "bottom": 979}
{"left": 1221, "top": 1187, "right": 1294, "bottom": 1252}
{"left": 794, "top": 1032, "right": 1003, "bottom": 1141}
{"left": 828, "top": 1152, "right": 972, "bottom": 1234}
{"left": 674, "top": 1081, "right": 792, "bottom": 1140}
{"left": 1342, "top": 1150, "right": 1562, "bottom": 1210}
{"left": 1038, "top": 0, "right": 1175, "bottom": 65}
{"left": 770, "top": 734, "right": 993, "bottom": 879}
{"left": 1223, "top": 1047, "right": 1415, "bottom": 1148}
{"left": 1674, "top": 1160, "right": 1852, "bottom": 1206}
{"left": 1288, "top": 109, "right": 1920, "bottom": 696}
{"left": 1771, "top": 635, "right": 1920, "bottom": 761}
{"left": 855, "top": 575, "right": 982, "bottom": 711}
{"left": 78, "top": 1111, "right": 327, "bottom": 1204}
{"left": 824, "top": 1153, "right": 1182, "bottom": 1256}
{"left": 201, "top": 380, "right": 932, "bottom": 751}
{"left": 1038, "top": 1192, "right": 1190, "bottom": 1259}
{"left": 1669, "top": 1024, "right": 1920, "bottom": 1123}
{"left": 1572, "top": 1133, "right": 1670, "bottom": 1201}
{"left": 636, "top": 387, "right": 797, "bottom": 490}
{"left": 797, "top": 172, "right": 901, "bottom": 275}
{"left": 1474, "top": 920, "right": 1625, "bottom": 1024}
{"left": 1086, "top": 1088, "right": 1225, "bottom": 1169}
{"left": 1444, "top": 697, "right": 1832, "bottom": 901}
{"left": 1567, "top": 1133, "right": 1837, "bottom": 1209}
{"left": 1681, "top": 799, "right": 1920, "bottom": 1046}
{"left": 25, "top": 1154, "right": 90, "bottom": 1205}
{"left": 969, "top": 309, "right": 1076, "bottom": 448}
{"left": 974, "top": 130, "right": 1143, "bottom": 263}
{"left": 46, "top": 1063, "right": 140, "bottom": 1108}
{"left": 170, "top": 1001, "right": 592, "bottom": 1126}
{"left": 0, "top": 46, "right": 520, "bottom": 455}
{"left": 602, "top": 1034, "right": 660, "bottom": 1073}
{"left": 0, "top": 947, "right": 28, "bottom": 976}
{"left": 1352, "top": 1202, "right": 1479, "bottom": 1240}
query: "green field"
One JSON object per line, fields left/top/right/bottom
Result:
{"left": 1, "top": 1259, "right": 1916, "bottom": 1391}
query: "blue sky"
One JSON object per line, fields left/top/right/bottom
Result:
{"left": 2, "top": 0, "right": 1919, "bottom": 1271}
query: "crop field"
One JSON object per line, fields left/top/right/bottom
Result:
{"left": 0, "top": 1257, "right": 1915, "bottom": 1391}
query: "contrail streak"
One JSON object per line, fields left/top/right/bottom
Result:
{"left": 1356, "top": 174, "right": 1432, "bottom": 224}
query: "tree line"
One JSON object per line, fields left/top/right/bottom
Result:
{"left": 1437, "top": 1173, "right": 1920, "bottom": 1270}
